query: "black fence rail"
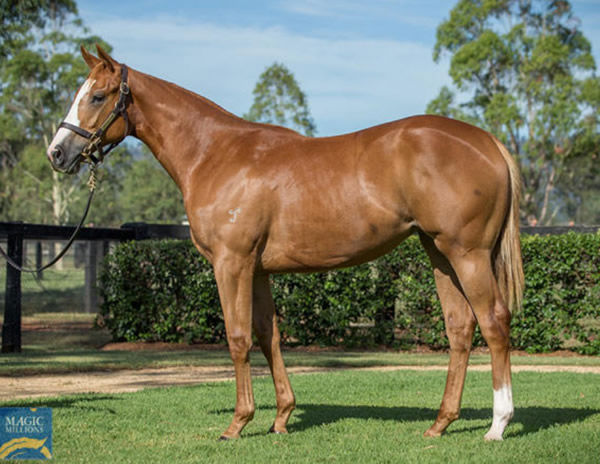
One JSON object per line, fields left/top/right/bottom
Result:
{"left": 0, "top": 221, "right": 190, "bottom": 353}
{"left": 1, "top": 221, "right": 598, "bottom": 353}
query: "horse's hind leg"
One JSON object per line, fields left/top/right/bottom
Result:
{"left": 442, "top": 245, "right": 514, "bottom": 441}
{"left": 420, "top": 234, "right": 476, "bottom": 437}
{"left": 252, "top": 274, "right": 296, "bottom": 434}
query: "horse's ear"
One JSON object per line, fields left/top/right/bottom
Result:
{"left": 95, "top": 44, "right": 117, "bottom": 73}
{"left": 81, "top": 45, "right": 100, "bottom": 69}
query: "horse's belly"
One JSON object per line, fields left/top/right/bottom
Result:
{"left": 259, "top": 215, "right": 414, "bottom": 273}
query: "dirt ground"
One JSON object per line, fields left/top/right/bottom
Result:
{"left": 2, "top": 318, "right": 598, "bottom": 400}
{"left": 2, "top": 362, "right": 599, "bottom": 400}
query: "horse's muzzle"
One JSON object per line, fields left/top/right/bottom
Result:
{"left": 50, "top": 144, "right": 66, "bottom": 169}
{"left": 47, "top": 144, "right": 82, "bottom": 175}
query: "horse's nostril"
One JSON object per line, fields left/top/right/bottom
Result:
{"left": 52, "top": 145, "right": 65, "bottom": 165}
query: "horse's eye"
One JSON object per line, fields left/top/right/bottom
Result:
{"left": 91, "top": 93, "right": 105, "bottom": 104}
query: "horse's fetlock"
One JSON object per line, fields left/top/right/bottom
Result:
{"left": 277, "top": 394, "right": 296, "bottom": 413}
{"left": 235, "top": 405, "right": 255, "bottom": 423}
{"left": 444, "top": 410, "right": 460, "bottom": 422}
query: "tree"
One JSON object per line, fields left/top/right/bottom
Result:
{"left": 1, "top": 2, "right": 190, "bottom": 227}
{"left": 244, "top": 62, "right": 317, "bottom": 136}
{"left": 427, "top": 0, "right": 600, "bottom": 225}
{"left": 117, "top": 146, "right": 186, "bottom": 224}
{"left": 0, "top": 0, "right": 120, "bottom": 225}
{"left": 0, "top": 0, "right": 77, "bottom": 58}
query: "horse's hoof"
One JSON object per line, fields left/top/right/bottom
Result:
{"left": 219, "top": 435, "right": 237, "bottom": 441}
{"left": 423, "top": 428, "right": 442, "bottom": 438}
{"left": 483, "top": 432, "right": 503, "bottom": 441}
{"left": 268, "top": 425, "right": 288, "bottom": 435}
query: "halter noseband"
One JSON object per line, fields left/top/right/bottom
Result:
{"left": 59, "top": 64, "right": 131, "bottom": 166}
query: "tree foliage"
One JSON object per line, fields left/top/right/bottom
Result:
{"left": 427, "top": 0, "right": 600, "bottom": 225}
{"left": 0, "top": 0, "right": 77, "bottom": 58}
{"left": 0, "top": 0, "right": 113, "bottom": 224}
{"left": 244, "top": 62, "right": 317, "bottom": 136}
{"left": 118, "top": 146, "right": 186, "bottom": 224}
{"left": 0, "top": 1, "right": 186, "bottom": 226}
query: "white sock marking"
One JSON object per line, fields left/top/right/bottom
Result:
{"left": 484, "top": 384, "right": 514, "bottom": 441}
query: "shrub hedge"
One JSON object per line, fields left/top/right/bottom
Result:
{"left": 99, "top": 232, "right": 600, "bottom": 354}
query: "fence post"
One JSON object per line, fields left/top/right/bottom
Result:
{"left": 36, "top": 241, "right": 43, "bottom": 280}
{"left": 102, "top": 240, "right": 110, "bottom": 258}
{"left": 2, "top": 228, "right": 23, "bottom": 353}
{"left": 84, "top": 241, "right": 98, "bottom": 313}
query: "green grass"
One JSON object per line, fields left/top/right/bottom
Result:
{"left": 1, "top": 369, "right": 598, "bottom": 463}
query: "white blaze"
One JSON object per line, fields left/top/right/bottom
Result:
{"left": 47, "top": 79, "right": 95, "bottom": 157}
{"left": 484, "top": 384, "right": 514, "bottom": 441}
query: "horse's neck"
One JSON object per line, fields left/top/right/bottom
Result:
{"left": 128, "top": 69, "right": 245, "bottom": 194}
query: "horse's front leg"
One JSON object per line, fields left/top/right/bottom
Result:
{"left": 213, "top": 254, "right": 256, "bottom": 440}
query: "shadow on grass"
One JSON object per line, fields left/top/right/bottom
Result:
{"left": 1, "top": 395, "right": 122, "bottom": 413}
{"left": 293, "top": 404, "right": 599, "bottom": 437}
{"left": 213, "top": 403, "right": 599, "bottom": 438}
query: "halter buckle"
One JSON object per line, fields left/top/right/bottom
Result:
{"left": 81, "top": 134, "right": 104, "bottom": 165}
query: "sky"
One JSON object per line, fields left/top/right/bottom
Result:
{"left": 77, "top": 0, "right": 600, "bottom": 137}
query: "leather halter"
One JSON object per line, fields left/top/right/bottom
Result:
{"left": 59, "top": 64, "right": 131, "bottom": 166}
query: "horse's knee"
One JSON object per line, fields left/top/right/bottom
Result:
{"left": 227, "top": 331, "right": 252, "bottom": 361}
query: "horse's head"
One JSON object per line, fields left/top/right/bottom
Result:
{"left": 47, "top": 45, "right": 131, "bottom": 174}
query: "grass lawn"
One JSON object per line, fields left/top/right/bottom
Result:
{"left": 1, "top": 369, "right": 599, "bottom": 463}
{"left": 1, "top": 314, "right": 599, "bottom": 462}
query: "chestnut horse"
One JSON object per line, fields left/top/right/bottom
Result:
{"left": 47, "top": 46, "right": 524, "bottom": 441}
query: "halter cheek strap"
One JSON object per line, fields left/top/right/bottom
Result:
{"left": 59, "top": 64, "right": 131, "bottom": 166}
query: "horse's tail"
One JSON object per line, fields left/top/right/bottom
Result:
{"left": 493, "top": 137, "right": 524, "bottom": 313}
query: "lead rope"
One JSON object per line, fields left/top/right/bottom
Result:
{"left": 0, "top": 166, "right": 99, "bottom": 274}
